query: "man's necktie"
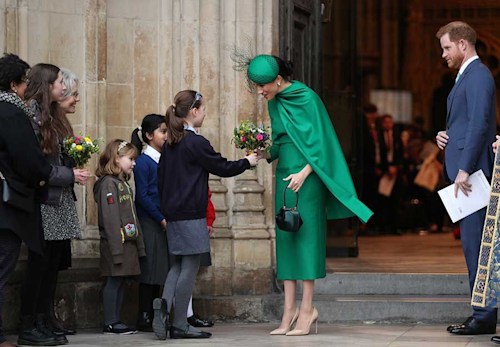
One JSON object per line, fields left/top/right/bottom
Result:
{"left": 455, "top": 72, "right": 462, "bottom": 83}
{"left": 385, "top": 131, "right": 392, "bottom": 152}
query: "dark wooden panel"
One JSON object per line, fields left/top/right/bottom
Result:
{"left": 279, "top": 0, "right": 321, "bottom": 91}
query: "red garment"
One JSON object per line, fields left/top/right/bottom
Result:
{"left": 206, "top": 188, "right": 216, "bottom": 227}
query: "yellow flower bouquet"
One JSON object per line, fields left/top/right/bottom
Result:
{"left": 63, "top": 135, "right": 100, "bottom": 168}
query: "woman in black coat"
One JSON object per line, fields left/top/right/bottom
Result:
{"left": 0, "top": 53, "right": 53, "bottom": 347}
{"left": 18, "top": 63, "right": 85, "bottom": 346}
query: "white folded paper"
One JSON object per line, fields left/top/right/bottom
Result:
{"left": 378, "top": 174, "right": 396, "bottom": 197}
{"left": 438, "top": 169, "right": 490, "bottom": 223}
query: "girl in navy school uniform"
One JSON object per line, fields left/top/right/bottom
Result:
{"left": 130, "top": 114, "right": 170, "bottom": 331}
{"left": 131, "top": 114, "right": 215, "bottom": 333}
{"left": 153, "top": 90, "right": 258, "bottom": 339}
{"left": 94, "top": 139, "right": 145, "bottom": 335}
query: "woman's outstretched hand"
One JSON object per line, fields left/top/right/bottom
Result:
{"left": 245, "top": 153, "right": 259, "bottom": 167}
{"left": 283, "top": 164, "right": 313, "bottom": 192}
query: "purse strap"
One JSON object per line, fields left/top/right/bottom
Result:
{"left": 282, "top": 186, "right": 299, "bottom": 209}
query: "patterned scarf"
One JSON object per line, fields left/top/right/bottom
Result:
{"left": 472, "top": 146, "right": 500, "bottom": 308}
{"left": 0, "top": 90, "right": 34, "bottom": 118}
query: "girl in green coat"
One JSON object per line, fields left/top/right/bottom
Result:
{"left": 247, "top": 55, "right": 373, "bottom": 336}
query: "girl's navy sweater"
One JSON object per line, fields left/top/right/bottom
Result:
{"left": 158, "top": 130, "right": 250, "bottom": 221}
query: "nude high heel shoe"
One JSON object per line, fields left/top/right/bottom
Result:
{"left": 269, "top": 308, "right": 300, "bottom": 335}
{"left": 285, "top": 307, "right": 319, "bottom": 336}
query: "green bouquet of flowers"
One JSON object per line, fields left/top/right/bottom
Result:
{"left": 63, "top": 135, "right": 100, "bottom": 168}
{"left": 232, "top": 120, "right": 271, "bottom": 154}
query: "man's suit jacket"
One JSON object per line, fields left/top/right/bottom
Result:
{"left": 377, "top": 128, "right": 403, "bottom": 174}
{"left": 0, "top": 101, "right": 52, "bottom": 254}
{"left": 444, "top": 59, "right": 496, "bottom": 182}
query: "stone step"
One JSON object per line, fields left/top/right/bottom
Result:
{"left": 313, "top": 294, "right": 470, "bottom": 323}
{"left": 299, "top": 273, "right": 470, "bottom": 295}
{"left": 199, "top": 272, "right": 474, "bottom": 324}
{"left": 196, "top": 293, "right": 472, "bottom": 324}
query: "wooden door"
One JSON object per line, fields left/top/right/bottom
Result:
{"left": 279, "top": 0, "right": 321, "bottom": 92}
{"left": 280, "top": 0, "right": 361, "bottom": 257}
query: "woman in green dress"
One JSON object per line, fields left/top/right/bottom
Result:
{"left": 247, "top": 55, "right": 373, "bottom": 336}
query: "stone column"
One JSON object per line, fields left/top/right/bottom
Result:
{"left": 3, "top": 1, "right": 18, "bottom": 54}
{"left": 72, "top": 0, "right": 108, "bottom": 259}
{"left": 228, "top": 0, "right": 276, "bottom": 295}
{"left": 18, "top": 0, "right": 28, "bottom": 59}
{"left": 232, "top": 170, "right": 271, "bottom": 294}
{"left": 380, "top": 0, "right": 400, "bottom": 88}
{"left": 196, "top": 0, "right": 278, "bottom": 298}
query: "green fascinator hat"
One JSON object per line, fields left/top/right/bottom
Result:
{"left": 247, "top": 55, "right": 279, "bottom": 84}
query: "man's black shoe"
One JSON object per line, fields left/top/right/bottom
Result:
{"left": 187, "top": 314, "right": 214, "bottom": 328}
{"left": 447, "top": 316, "right": 473, "bottom": 332}
{"left": 170, "top": 326, "right": 211, "bottom": 339}
{"left": 492, "top": 335, "right": 500, "bottom": 344}
{"left": 449, "top": 318, "right": 496, "bottom": 335}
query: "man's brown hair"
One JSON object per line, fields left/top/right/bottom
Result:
{"left": 436, "top": 21, "right": 476, "bottom": 45}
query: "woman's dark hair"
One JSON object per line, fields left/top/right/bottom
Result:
{"left": 131, "top": 113, "right": 165, "bottom": 150}
{"left": 165, "top": 90, "right": 203, "bottom": 146}
{"left": 273, "top": 56, "right": 294, "bottom": 81}
{"left": 0, "top": 53, "right": 30, "bottom": 91}
{"left": 24, "top": 63, "right": 73, "bottom": 154}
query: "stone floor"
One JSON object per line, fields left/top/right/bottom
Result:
{"left": 329, "top": 232, "right": 466, "bottom": 273}
{"left": 6, "top": 323, "right": 499, "bottom": 346}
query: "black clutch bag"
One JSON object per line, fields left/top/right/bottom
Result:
{"left": 275, "top": 187, "right": 303, "bottom": 232}
{"left": 1, "top": 171, "right": 34, "bottom": 213}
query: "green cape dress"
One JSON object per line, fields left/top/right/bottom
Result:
{"left": 268, "top": 81, "right": 373, "bottom": 280}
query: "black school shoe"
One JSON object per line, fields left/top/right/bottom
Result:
{"left": 188, "top": 314, "right": 214, "bottom": 328}
{"left": 170, "top": 325, "right": 211, "bottom": 339}
{"left": 17, "top": 315, "right": 61, "bottom": 346}
{"left": 103, "top": 322, "right": 137, "bottom": 335}
{"left": 152, "top": 298, "right": 169, "bottom": 340}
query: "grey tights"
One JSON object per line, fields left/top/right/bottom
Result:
{"left": 162, "top": 254, "right": 201, "bottom": 329}
{"left": 102, "top": 276, "right": 125, "bottom": 325}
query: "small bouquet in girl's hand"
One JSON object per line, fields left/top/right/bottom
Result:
{"left": 63, "top": 135, "right": 100, "bottom": 168}
{"left": 232, "top": 120, "right": 271, "bottom": 154}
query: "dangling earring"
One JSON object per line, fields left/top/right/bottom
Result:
{"left": 13, "top": 89, "right": 17, "bottom": 94}
{"left": 277, "top": 81, "right": 281, "bottom": 87}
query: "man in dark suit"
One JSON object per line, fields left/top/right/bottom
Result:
{"left": 377, "top": 114, "right": 403, "bottom": 234}
{"left": 435, "top": 21, "right": 497, "bottom": 336}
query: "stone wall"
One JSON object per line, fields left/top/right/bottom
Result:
{"left": 1, "top": 0, "right": 280, "bottom": 329}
